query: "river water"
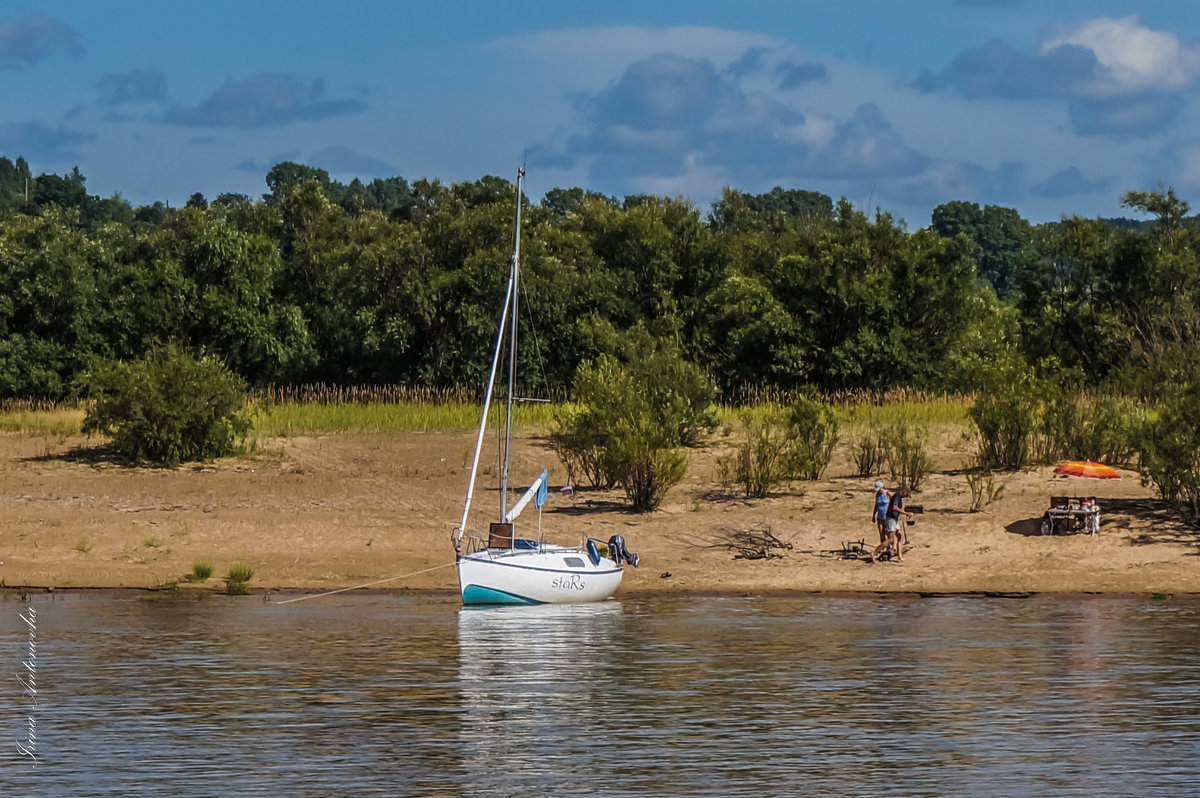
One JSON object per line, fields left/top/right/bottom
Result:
{"left": 2, "top": 591, "right": 1199, "bottom": 796}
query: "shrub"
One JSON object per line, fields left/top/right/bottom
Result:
{"left": 845, "top": 404, "right": 887, "bottom": 477}
{"left": 1132, "top": 386, "right": 1200, "bottom": 517}
{"left": 970, "top": 392, "right": 1037, "bottom": 470}
{"left": 1083, "top": 396, "right": 1140, "bottom": 466}
{"left": 967, "top": 356, "right": 1041, "bottom": 470}
{"left": 1031, "top": 390, "right": 1084, "bottom": 465}
{"left": 549, "top": 362, "right": 624, "bottom": 490}
{"left": 964, "top": 460, "right": 1005, "bottom": 512}
{"left": 850, "top": 426, "right": 888, "bottom": 478}
{"left": 190, "top": 560, "right": 215, "bottom": 581}
{"left": 1030, "top": 389, "right": 1141, "bottom": 468}
{"left": 82, "top": 344, "right": 250, "bottom": 466}
{"left": 717, "top": 410, "right": 796, "bottom": 498}
{"left": 884, "top": 419, "right": 934, "bottom": 491}
{"left": 717, "top": 392, "right": 838, "bottom": 498}
{"left": 608, "top": 420, "right": 689, "bottom": 512}
{"left": 787, "top": 391, "right": 839, "bottom": 480}
{"left": 225, "top": 561, "right": 256, "bottom": 595}
{"left": 616, "top": 326, "right": 720, "bottom": 447}
{"left": 552, "top": 333, "right": 716, "bottom": 512}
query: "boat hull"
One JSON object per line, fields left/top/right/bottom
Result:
{"left": 457, "top": 547, "right": 623, "bottom": 605}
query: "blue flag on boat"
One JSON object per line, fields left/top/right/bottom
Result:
{"left": 505, "top": 468, "right": 550, "bottom": 522}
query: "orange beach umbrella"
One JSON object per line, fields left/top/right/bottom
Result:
{"left": 1053, "top": 460, "right": 1121, "bottom": 480}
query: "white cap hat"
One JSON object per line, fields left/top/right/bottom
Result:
{"left": 874, "top": 481, "right": 884, "bottom": 490}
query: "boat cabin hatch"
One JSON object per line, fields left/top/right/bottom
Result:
{"left": 488, "top": 522, "right": 514, "bottom": 548}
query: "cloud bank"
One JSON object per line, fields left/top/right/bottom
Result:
{"left": 0, "top": 15, "right": 82, "bottom": 67}
{"left": 165, "top": 74, "right": 366, "bottom": 129}
{"left": 916, "top": 16, "right": 1200, "bottom": 138}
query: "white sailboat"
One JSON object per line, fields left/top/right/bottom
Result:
{"left": 452, "top": 167, "right": 637, "bottom": 606}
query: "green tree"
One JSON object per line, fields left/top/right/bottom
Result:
{"left": 33, "top": 166, "right": 88, "bottom": 212}
{"left": 334, "top": 209, "right": 434, "bottom": 383}
{"left": 164, "top": 206, "right": 313, "bottom": 383}
{"left": 931, "top": 201, "right": 1031, "bottom": 298}
{"left": 91, "top": 222, "right": 191, "bottom": 362}
{"left": 274, "top": 182, "right": 354, "bottom": 381}
{"left": 744, "top": 186, "right": 833, "bottom": 221}
{"left": 133, "top": 201, "right": 171, "bottom": 227}
{"left": 1112, "top": 188, "right": 1200, "bottom": 391}
{"left": 406, "top": 184, "right": 522, "bottom": 387}
{"left": 263, "top": 161, "right": 332, "bottom": 205}
{"left": 764, "top": 200, "right": 978, "bottom": 390}
{"left": 1014, "top": 216, "right": 1120, "bottom": 381}
{"left": 0, "top": 207, "right": 102, "bottom": 397}
{"left": 213, "top": 192, "right": 251, "bottom": 208}
{"left": 574, "top": 196, "right": 684, "bottom": 325}
{"left": 0, "top": 156, "right": 33, "bottom": 214}
{"left": 699, "top": 270, "right": 803, "bottom": 393}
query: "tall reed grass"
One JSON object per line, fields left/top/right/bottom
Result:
{"left": 0, "top": 399, "right": 88, "bottom": 435}
{"left": 0, "top": 384, "right": 970, "bottom": 438}
{"left": 719, "top": 388, "right": 972, "bottom": 436}
{"left": 250, "top": 384, "right": 560, "bottom": 436}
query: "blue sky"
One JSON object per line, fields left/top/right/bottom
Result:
{"left": 4, "top": 1, "right": 1200, "bottom": 225}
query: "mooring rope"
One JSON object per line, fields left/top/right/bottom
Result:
{"left": 272, "top": 561, "right": 456, "bottom": 605}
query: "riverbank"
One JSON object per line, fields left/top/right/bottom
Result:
{"left": 1, "top": 431, "right": 1197, "bottom": 595}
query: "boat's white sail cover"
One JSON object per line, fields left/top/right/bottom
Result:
{"left": 504, "top": 468, "right": 548, "bottom": 523}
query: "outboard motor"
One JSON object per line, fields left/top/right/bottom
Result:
{"left": 607, "top": 535, "right": 639, "bottom": 568}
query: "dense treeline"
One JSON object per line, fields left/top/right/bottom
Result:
{"left": 1, "top": 156, "right": 1198, "bottom": 407}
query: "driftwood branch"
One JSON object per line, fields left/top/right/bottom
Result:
{"left": 706, "top": 525, "right": 794, "bottom": 560}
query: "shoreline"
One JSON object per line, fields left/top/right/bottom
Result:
{"left": 4, "top": 585, "right": 1193, "bottom": 600}
{"left": 2, "top": 431, "right": 1198, "bottom": 598}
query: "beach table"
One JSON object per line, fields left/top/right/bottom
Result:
{"left": 1042, "top": 497, "right": 1100, "bottom": 536}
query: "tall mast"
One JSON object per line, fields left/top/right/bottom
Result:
{"left": 500, "top": 166, "right": 524, "bottom": 521}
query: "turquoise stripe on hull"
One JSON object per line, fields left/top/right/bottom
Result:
{"left": 462, "top": 584, "right": 541, "bottom": 606}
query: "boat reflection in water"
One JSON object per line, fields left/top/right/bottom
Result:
{"left": 456, "top": 603, "right": 624, "bottom": 787}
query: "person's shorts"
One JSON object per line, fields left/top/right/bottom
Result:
{"left": 885, "top": 518, "right": 899, "bottom": 533}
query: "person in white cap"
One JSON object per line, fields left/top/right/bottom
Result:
{"left": 872, "top": 481, "right": 890, "bottom": 546}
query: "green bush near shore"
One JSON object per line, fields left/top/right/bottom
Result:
{"left": 225, "top": 561, "right": 256, "bottom": 595}
{"left": 82, "top": 344, "right": 250, "bottom": 466}
{"left": 190, "top": 560, "right": 215, "bottom": 581}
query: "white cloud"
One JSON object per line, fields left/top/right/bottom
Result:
{"left": 1043, "top": 16, "right": 1200, "bottom": 97}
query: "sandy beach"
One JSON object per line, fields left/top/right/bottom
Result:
{"left": 1, "top": 430, "right": 1196, "bottom": 596}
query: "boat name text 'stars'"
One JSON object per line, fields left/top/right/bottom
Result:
{"left": 552, "top": 574, "right": 586, "bottom": 591}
